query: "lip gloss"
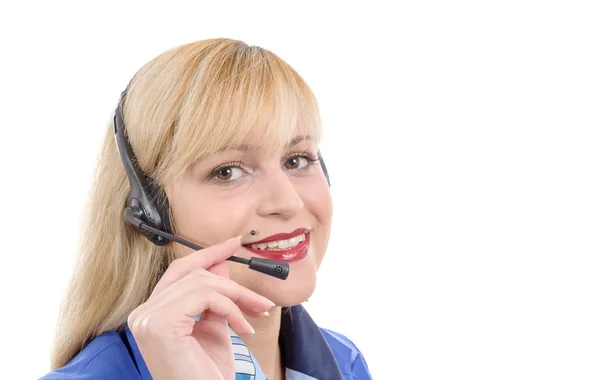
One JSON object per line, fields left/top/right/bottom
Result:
{"left": 243, "top": 232, "right": 310, "bottom": 262}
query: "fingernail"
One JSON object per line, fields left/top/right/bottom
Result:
{"left": 228, "top": 235, "right": 242, "bottom": 243}
{"left": 263, "top": 311, "right": 270, "bottom": 317}
{"left": 263, "top": 297, "right": 276, "bottom": 307}
{"left": 246, "top": 321, "right": 255, "bottom": 334}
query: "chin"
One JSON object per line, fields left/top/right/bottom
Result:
{"left": 266, "top": 273, "right": 317, "bottom": 307}
{"left": 259, "top": 263, "right": 318, "bottom": 306}
{"left": 230, "top": 260, "right": 319, "bottom": 307}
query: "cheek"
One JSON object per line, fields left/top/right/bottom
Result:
{"left": 169, "top": 186, "right": 255, "bottom": 246}
{"left": 304, "top": 181, "right": 333, "bottom": 225}
{"left": 301, "top": 182, "right": 333, "bottom": 257}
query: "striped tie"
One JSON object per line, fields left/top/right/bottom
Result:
{"left": 230, "top": 327, "right": 265, "bottom": 380}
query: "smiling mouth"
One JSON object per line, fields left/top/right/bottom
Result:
{"left": 245, "top": 233, "right": 306, "bottom": 251}
{"left": 242, "top": 231, "right": 310, "bottom": 262}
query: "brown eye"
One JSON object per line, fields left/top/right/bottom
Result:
{"left": 284, "top": 157, "right": 301, "bottom": 169}
{"left": 216, "top": 168, "right": 233, "bottom": 180}
{"left": 283, "top": 155, "right": 315, "bottom": 171}
{"left": 209, "top": 164, "right": 247, "bottom": 183}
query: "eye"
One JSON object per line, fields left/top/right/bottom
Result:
{"left": 209, "top": 163, "right": 246, "bottom": 183}
{"left": 283, "top": 152, "right": 319, "bottom": 171}
{"left": 284, "top": 156, "right": 307, "bottom": 170}
{"left": 216, "top": 167, "right": 234, "bottom": 180}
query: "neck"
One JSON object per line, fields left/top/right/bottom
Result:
{"left": 238, "top": 306, "right": 285, "bottom": 380}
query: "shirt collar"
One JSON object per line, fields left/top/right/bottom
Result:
{"left": 279, "top": 305, "right": 344, "bottom": 380}
{"left": 124, "top": 305, "right": 343, "bottom": 380}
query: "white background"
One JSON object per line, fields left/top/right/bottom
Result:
{"left": 1, "top": 1, "right": 599, "bottom": 379}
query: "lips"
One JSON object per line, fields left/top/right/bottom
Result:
{"left": 242, "top": 228, "right": 310, "bottom": 262}
{"left": 247, "top": 228, "right": 309, "bottom": 245}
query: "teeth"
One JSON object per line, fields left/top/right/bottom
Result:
{"left": 250, "top": 233, "right": 306, "bottom": 250}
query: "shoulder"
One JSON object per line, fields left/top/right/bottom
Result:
{"left": 320, "top": 328, "right": 373, "bottom": 379}
{"left": 38, "top": 331, "right": 141, "bottom": 380}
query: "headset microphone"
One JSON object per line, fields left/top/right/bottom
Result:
{"left": 113, "top": 90, "right": 290, "bottom": 280}
{"left": 123, "top": 208, "right": 289, "bottom": 280}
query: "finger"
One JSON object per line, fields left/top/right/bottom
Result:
{"left": 199, "top": 310, "right": 227, "bottom": 330}
{"left": 179, "top": 289, "right": 254, "bottom": 335}
{"left": 153, "top": 236, "right": 241, "bottom": 294}
{"left": 207, "top": 260, "right": 229, "bottom": 277}
{"left": 130, "top": 289, "right": 254, "bottom": 337}
{"left": 145, "top": 270, "right": 274, "bottom": 317}
{"left": 189, "top": 261, "right": 227, "bottom": 324}
{"left": 201, "top": 310, "right": 226, "bottom": 324}
{"left": 191, "top": 311, "right": 231, "bottom": 347}
{"left": 202, "top": 263, "right": 269, "bottom": 318}
{"left": 184, "top": 271, "right": 274, "bottom": 313}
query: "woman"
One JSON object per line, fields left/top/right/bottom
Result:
{"left": 41, "top": 38, "right": 372, "bottom": 380}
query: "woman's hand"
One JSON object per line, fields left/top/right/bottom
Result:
{"left": 127, "top": 236, "right": 274, "bottom": 380}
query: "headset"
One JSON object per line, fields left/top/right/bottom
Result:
{"left": 113, "top": 90, "right": 330, "bottom": 281}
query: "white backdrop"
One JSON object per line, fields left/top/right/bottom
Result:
{"left": 1, "top": 1, "right": 599, "bottom": 379}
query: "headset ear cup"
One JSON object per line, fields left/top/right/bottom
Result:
{"left": 115, "top": 89, "right": 172, "bottom": 246}
{"left": 317, "top": 151, "right": 330, "bottom": 187}
{"left": 146, "top": 180, "right": 173, "bottom": 235}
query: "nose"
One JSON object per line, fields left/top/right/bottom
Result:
{"left": 256, "top": 169, "right": 304, "bottom": 219}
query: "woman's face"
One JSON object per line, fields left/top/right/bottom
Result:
{"left": 165, "top": 134, "right": 333, "bottom": 306}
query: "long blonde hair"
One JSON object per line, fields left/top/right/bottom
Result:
{"left": 50, "top": 38, "right": 322, "bottom": 369}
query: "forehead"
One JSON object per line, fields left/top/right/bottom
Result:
{"left": 164, "top": 79, "right": 321, "bottom": 179}
{"left": 218, "top": 134, "right": 315, "bottom": 153}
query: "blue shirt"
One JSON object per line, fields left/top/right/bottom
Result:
{"left": 39, "top": 305, "right": 372, "bottom": 379}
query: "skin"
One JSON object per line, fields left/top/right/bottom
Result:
{"left": 128, "top": 134, "right": 333, "bottom": 380}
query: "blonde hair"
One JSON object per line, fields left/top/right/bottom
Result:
{"left": 50, "top": 38, "right": 322, "bottom": 369}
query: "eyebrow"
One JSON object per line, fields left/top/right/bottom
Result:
{"left": 289, "top": 134, "right": 312, "bottom": 147}
{"left": 220, "top": 135, "right": 313, "bottom": 152}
